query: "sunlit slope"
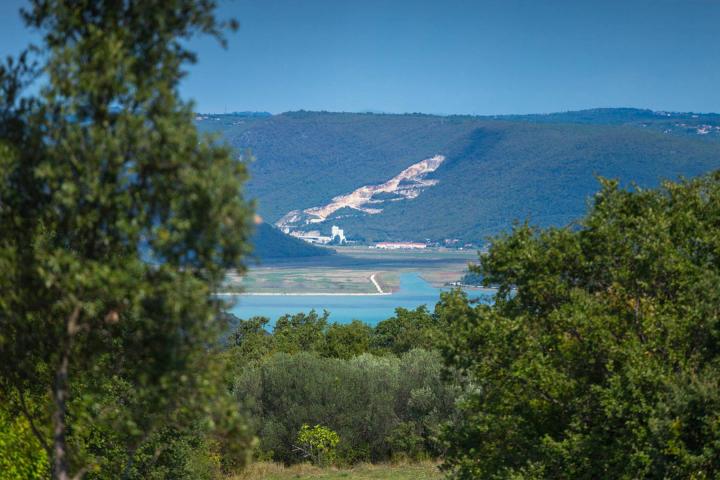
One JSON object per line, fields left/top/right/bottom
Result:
{"left": 200, "top": 112, "right": 479, "bottom": 222}
{"left": 200, "top": 110, "right": 720, "bottom": 242}
{"left": 341, "top": 121, "right": 720, "bottom": 241}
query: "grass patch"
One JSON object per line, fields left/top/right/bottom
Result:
{"left": 230, "top": 461, "right": 443, "bottom": 480}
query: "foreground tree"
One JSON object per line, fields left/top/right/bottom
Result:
{"left": 441, "top": 173, "right": 720, "bottom": 478}
{"left": 0, "top": 1, "right": 252, "bottom": 478}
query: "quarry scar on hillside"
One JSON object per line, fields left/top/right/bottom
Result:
{"left": 276, "top": 155, "right": 446, "bottom": 232}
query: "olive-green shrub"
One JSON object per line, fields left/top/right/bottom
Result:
{"left": 234, "top": 349, "right": 457, "bottom": 464}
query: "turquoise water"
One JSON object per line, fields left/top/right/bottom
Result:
{"left": 226, "top": 272, "right": 493, "bottom": 326}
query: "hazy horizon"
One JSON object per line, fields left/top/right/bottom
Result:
{"left": 197, "top": 105, "right": 720, "bottom": 116}
{"left": 2, "top": 0, "right": 720, "bottom": 115}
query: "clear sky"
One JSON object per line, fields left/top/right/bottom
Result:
{"left": 1, "top": 0, "right": 719, "bottom": 115}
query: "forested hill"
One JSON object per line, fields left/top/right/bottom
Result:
{"left": 250, "top": 222, "right": 334, "bottom": 260}
{"left": 198, "top": 109, "right": 720, "bottom": 243}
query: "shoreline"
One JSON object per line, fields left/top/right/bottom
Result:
{"left": 218, "top": 271, "right": 391, "bottom": 297}
{"left": 216, "top": 291, "right": 393, "bottom": 297}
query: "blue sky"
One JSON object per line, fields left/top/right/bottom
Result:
{"left": 1, "top": 0, "right": 719, "bottom": 115}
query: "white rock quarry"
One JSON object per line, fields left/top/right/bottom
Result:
{"left": 276, "top": 155, "right": 445, "bottom": 231}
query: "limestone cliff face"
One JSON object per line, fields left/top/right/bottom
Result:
{"left": 276, "top": 155, "right": 445, "bottom": 232}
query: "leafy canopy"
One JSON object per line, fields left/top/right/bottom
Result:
{"left": 225, "top": 305, "right": 442, "bottom": 364}
{"left": 441, "top": 172, "right": 720, "bottom": 479}
{"left": 0, "top": 1, "right": 252, "bottom": 478}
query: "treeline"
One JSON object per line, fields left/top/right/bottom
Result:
{"left": 222, "top": 308, "right": 458, "bottom": 464}
{"left": 224, "top": 307, "right": 441, "bottom": 361}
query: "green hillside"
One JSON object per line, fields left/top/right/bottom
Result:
{"left": 199, "top": 109, "right": 720, "bottom": 243}
{"left": 250, "top": 222, "right": 334, "bottom": 260}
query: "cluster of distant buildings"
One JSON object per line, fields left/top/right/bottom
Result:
{"left": 289, "top": 225, "right": 347, "bottom": 245}
{"left": 287, "top": 224, "right": 477, "bottom": 250}
{"left": 666, "top": 123, "right": 720, "bottom": 135}
{"left": 372, "top": 242, "right": 426, "bottom": 250}
{"left": 374, "top": 238, "right": 477, "bottom": 250}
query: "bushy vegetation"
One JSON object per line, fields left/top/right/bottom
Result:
{"left": 0, "top": 403, "right": 49, "bottom": 479}
{"left": 235, "top": 350, "right": 455, "bottom": 465}
{"left": 459, "top": 270, "right": 483, "bottom": 286}
{"left": 225, "top": 306, "right": 443, "bottom": 362}
{"left": 440, "top": 172, "right": 720, "bottom": 478}
{"left": 295, "top": 424, "right": 340, "bottom": 466}
{"left": 223, "top": 308, "right": 458, "bottom": 465}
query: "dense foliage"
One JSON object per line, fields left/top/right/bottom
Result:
{"left": 199, "top": 110, "right": 720, "bottom": 242}
{"left": 0, "top": 403, "right": 49, "bottom": 479}
{"left": 0, "top": 1, "right": 253, "bottom": 478}
{"left": 223, "top": 308, "right": 458, "bottom": 465}
{"left": 236, "top": 350, "right": 456, "bottom": 465}
{"left": 441, "top": 172, "right": 720, "bottom": 478}
{"left": 459, "top": 270, "right": 483, "bottom": 286}
{"left": 225, "top": 306, "right": 443, "bottom": 362}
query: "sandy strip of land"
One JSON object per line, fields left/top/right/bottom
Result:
{"left": 217, "top": 271, "right": 391, "bottom": 297}
{"left": 215, "top": 291, "right": 392, "bottom": 296}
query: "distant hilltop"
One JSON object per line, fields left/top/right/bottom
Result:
{"left": 195, "top": 111, "right": 271, "bottom": 120}
{"left": 198, "top": 107, "right": 720, "bottom": 128}
{"left": 197, "top": 107, "right": 720, "bottom": 243}
{"left": 492, "top": 107, "right": 720, "bottom": 132}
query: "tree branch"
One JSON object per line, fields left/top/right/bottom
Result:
{"left": 18, "top": 389, "right": 52, "bottom": 458}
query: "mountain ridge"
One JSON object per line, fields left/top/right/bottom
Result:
{"left": 197, "top": 108, "right": 720, "bottom": 243}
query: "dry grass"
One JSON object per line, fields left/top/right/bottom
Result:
{"left": 229, "top": 460, "right": 443, "bottom": 480}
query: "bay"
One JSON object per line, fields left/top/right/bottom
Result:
{"left": 226, "top": 272, "right": 494, "bottom": 326}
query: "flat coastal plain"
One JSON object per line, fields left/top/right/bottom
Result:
{"left": 223, "top": 246, "right": 479, "bottom": 295}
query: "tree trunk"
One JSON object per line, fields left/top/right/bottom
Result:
{"left": 52, "top": 352, "right": 70, "bottom": 480}
{"left": 52, "top": 305, "right": 80, "bottom": 480}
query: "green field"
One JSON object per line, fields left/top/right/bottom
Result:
{"left": 224, "top": 246, "right": 479, "bottom": 294}
{"left": 231, "top": 461, "right": 443, "bottom": 480}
